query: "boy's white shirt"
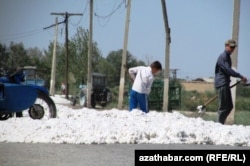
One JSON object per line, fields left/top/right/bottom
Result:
{"left": 128, "top": 66, "right": 154, "bottom": 95}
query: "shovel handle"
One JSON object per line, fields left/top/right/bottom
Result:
{"left": 203, "top": 80, "right": 241, "bottom": 107}
{"left": 204, "top": 94, "right": 218, "bottom": 106}
{"left": 230, "top": 80, "right": 241, "bottom": 88}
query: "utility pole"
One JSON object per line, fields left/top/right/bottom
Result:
{"left": 49, "top": 17, "right": 58, "bottom": 96}
{"left": 161, "top": 0, "right": 171, "bottom": 111}
{"left": 226, "top": 0, "right": 241, "bottom": 125}
{"left": 44, "top": 18, "right": 65, "bottom": 95}
{"left": 87, "top": 0, "right": 93, "bottom": 108}
{"left": 171, "top": 69, "right": 179, "bottom": 80}
{"left": 118, "top": 0, "right": 132, "bottom": 109}
{"left": 51, "top": 12, "right": 83, "bottom": 99}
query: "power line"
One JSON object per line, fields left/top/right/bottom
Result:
{"left": 0, "top": 29, "right": 44, "bottom": 41}
{"left": 0, "top": 29, "right": 42, "bottom": 37}
{"left": 94, "top": 0, "right": 125, "bottom": 19}
{"left": 43, "top": 20, "right": 65, "bottom": 30}
{"left": 94, "top": 0, "right": 126, "bottom": 27}
{"left": 70, "top": 1, "right": 89, "bottom": 27}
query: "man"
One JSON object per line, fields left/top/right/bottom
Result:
{"left": 215, "top": 39, "right": 247, "bottom": 124}
{"left": 128, "top": 61, "right": 162, "bottom": 113}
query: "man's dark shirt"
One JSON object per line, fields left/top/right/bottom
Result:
{"left": 215, "top": 50, "right": 242, "bottom": 88}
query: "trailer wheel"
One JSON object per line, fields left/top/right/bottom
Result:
{"left": 29, "top": 90, "right": 57, "bottom": 119}
{"left": 0, "top": 113, "right": 10, "bottom": 120}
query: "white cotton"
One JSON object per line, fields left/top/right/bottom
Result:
{"left": 0, "top": 95, "right": 250, "bottom": 146}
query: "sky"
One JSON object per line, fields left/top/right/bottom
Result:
{"left": 0, "top": 0, "right": 249, "bottom": 80}
{"left": 1, "top": 95, "right": 250, "bottom": 146}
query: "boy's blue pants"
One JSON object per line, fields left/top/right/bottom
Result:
{"left": 129, "top": 89, "right": 149, "bottom": 113}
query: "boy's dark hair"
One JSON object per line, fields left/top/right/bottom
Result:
{"left": 150, "top": 61, "right": 162, "bottom": 70}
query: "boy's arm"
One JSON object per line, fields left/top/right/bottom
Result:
{"left": 128, "top": 67, "right": 138, "bottom": 82}
{"left": 145, "top": 77, "right": 154, "bottom": 95}
{"left": 123, "top": 65, "right": 134, "bottom": 84}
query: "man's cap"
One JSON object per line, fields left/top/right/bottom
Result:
{"left": 225, "top": 39, "right": 237, "bottom": 47}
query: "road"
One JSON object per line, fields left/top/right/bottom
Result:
{"left": 0, "top": 143, "right": 249, "bottom": 166}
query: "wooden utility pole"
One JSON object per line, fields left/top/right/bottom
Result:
{"left": 87, "top": 0, "right": 93, "bottom": 108}
{"left": 65, "top": 13, "right": 69, "bottom": 99}
{"left": 226, "top": 0, "right": 241, "bottom": 125}
{"left": 118, "top": 0, "right": 132, "bottom": 109}
{"left": 49, "top": 17, "right": 58, "bottom": 96}
{"left": 51, "top": 12, "right": 83, "bottom": 99}
{"left": 161, "top": 0, "right": 171, "bottom": 111}
{"left": 44, "top": 18, "right": 66, "bottom": 95}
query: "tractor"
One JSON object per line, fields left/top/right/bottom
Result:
{"left": 70, "top": 73, "right": 112, "bottom": 108}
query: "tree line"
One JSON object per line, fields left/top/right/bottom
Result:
{"left": 0, "top": 27, "right": 146, "bottom": 92}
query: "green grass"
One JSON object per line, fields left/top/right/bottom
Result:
{"left": 105, "top": 98, "right": 250, "bottom": 126}
{"left": 179, "top": 110, "right": 250, "bottom": 126}
{"left": 235, "top": 111, "right": 250, "bottom": 126}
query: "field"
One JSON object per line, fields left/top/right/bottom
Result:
{"left": 179, "top": 110, "right": 250, "bottom": 126}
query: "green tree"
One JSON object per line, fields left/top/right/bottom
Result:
{"left": 0, "top": 43, "right": 9, "bottom": 70}
{"left": 69, "top": 27, "right": 102, "bottom": 86}
{"left": 104, "top": 49, "right": 146, "bottom": 86}
{"left": 0, "top": 42, "right": 40, "bottom": 71}
{"left": 43, "top": 41, "right": 65, "bottom": 90}
{"left": 96, "top": 57, "right": 117, "bottom": 87}
{"left": 26, "top": 47, "right": 44, "bottom": 67}
{"left": 0, "top": 42, "right": 29, "bottom": 70}
{"left": 43, "top": 27, "right": 102, "bottom": 93}
{"left": 7, "top": 42, "right": 28, "bottom": 69}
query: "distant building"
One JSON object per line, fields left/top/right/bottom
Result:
{"left": 202, "top": 77, "right": 214, "bottom": 83}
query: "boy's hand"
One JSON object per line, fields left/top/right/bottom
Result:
{"left": 130, "top": 78, "right": 134, "bottom": 84}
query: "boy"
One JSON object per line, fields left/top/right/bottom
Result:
{"left": 128, "top": 61, "right": 162, "bottom": 113}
